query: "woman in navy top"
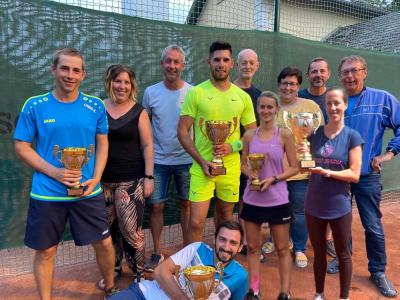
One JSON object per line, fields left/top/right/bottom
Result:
{"left": 299, "top": 87, "right": 363, "bottom": 300}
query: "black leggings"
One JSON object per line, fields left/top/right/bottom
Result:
{"left": 306, "top": 212, "right": 352, "bottom": 299}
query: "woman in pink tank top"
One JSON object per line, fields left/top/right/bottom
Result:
{"left": 241, "top": 91, "right": 298, "bottom": 300}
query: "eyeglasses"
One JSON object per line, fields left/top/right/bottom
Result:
{"left": 280, "top": 82, "right": 298, "bottom": 87}
{"left": 340, "top": 68, "right": 365, "bottom": 76}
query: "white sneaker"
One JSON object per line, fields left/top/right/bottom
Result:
{"left": 313, "top": 293, "right": 326, "bottom": 300}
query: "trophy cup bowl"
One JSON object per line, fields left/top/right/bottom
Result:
{"left": 283, "top": 111, "right": 321, "bottom": 168}
{"left": 175, "top": 262, "right": 224, "bottom": 300}
{"left": 199, "top": 117, "right": 238, "bottom": 176}
{"left": 54, "top": 145, "right": 94, "bottom": 196}
{"left": 247, "top": 153, "right": 266, "bottom": 191}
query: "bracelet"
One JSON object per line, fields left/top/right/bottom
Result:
{"left": 324, "top": 170, "right": 331, "bottom": 178}
{"left": 272, "top": 176, "right": 279, "bottom": 185}
{"left": 229, "top": 140, "right": 243, "bottom": 152}
{"left": 144, "top": 175, "right": 154, "bottom": 179}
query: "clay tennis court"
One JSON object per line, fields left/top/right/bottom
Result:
{"left": 1, "top": 200, "right": 399, "bottom": 300}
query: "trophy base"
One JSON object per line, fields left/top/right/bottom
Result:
{"left": 67, "top": 186, "right": 84, "bottom": 196}
{"left": 300, "top": 160, "right": 316, "bottom": 168}
{"left": 209, "top": 166, "right": 226, "bottom": 176}
{"left": 250, "top": 183, "right": 262, "bottom": 191}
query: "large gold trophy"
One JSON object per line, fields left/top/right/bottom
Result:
{"left": 199, "top": 117, "right": 238, "bottom": 176}
{"left": 53, "top": 145, "right": 94, "bottom": 196}
{"left": 175, "top": 262, "right": 224, "bottom": 300}
{"left": 283, "top": 111, "right": 321, "bottom": 168}
{"left": 247, "top": 153, "right": 267, "bottom": 191}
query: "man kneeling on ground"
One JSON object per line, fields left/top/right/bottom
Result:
{"left": 110, "top": 220, "right": 248, "bottom": 300}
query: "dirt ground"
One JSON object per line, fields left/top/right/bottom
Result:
{"left": 1, "top": 201, "right": 400, "bottom": 300}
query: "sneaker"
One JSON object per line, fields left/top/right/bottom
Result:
{"left": 104, "top": 286, "right": 120, "bottom": 300}
{"left": 133, "top": 272, "right": 146, "bottom": 283}
{"left": 144, "top": 253, "right": 164, "bottom": 272}
{"left": 326, "top": 239, "right": 336, "bottom": 258}
{"left": 260, "top": 253, "right": 266, "bottom": 263}
{"left": 262, "top": 240, "right": 275, "bottom": 254}
{"left": 97, "top": 265, "right": 122, "bottom": 290}
{"left": 240, "top": 244, "right": 248, "bottom": 256}
{"left": 244, "top": 289, "right": 260, "bottom": 300}
{"left": 294, "top": 251, "right": 308, "bottom": 268}
{"left": 327, "top": 258, "right": 339, "bottom": 274}
{"left": 370, "top": 273, "right": 398, "bottom": 298}
{"left": 277, "top": 292, "right": 291, "bottom": 300}
{"left": 313, "top": 293, "right": 326, "bottom": 300}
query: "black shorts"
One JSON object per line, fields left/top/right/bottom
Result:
{"left": 240, "top": 202, "right": 293, "bottom": 225}
{"left": 25, "top": 193, "right": 110, "bottom": 250}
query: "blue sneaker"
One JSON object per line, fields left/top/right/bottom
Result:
{"left": 370, "top": 273, "right": 398, "bottom": 298}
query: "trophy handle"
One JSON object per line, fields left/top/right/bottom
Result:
{"left": 53, "top": 145, "right": 62, "bottom": 163}
{"left": 313, "top": 112, "right": 322, "bottom": 134}
{"left": 199, "top": 117, "right": 207, "bottom": 138}
{"left": 213, "top": 261, "right": 224, "bottom": 288}
{"left": 86, "top": 144, "right": 94, "bottom": 162}
{"left": 227, "top": 116, "right": 238, "bottom": 139}
{"left": 174, "top": 265, "right": 184, "bottom": 289}
{"left": 282, "top": 111, "right": 293, "bottom": 134}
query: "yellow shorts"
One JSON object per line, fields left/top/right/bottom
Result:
{"left": 189, "top": 168, "right": 240, "bottom": 203}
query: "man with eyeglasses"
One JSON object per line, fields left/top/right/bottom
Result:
{"left": 339, "top": 55, "right": 400, "bottom": 298}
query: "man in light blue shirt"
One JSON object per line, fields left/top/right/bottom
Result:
{"left": 142, "top": 45, "right": 192, "bottom": 272}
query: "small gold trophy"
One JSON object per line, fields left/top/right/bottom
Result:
{"left": 175, "top": 262, "right": 224, "bottom": 300}
{"left": 283, "top": 111, "right": 321, "bottom": 168}
{"left": 199, "top": 117, "right": 238, "bottom": 176}
{"left": 53, "top": 145, "right": 94, "bottom": 196}
{"left": 247, "top": 153, "right": 266, "bottom": 191}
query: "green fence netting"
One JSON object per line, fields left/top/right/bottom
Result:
{"left": 0, "top": 0, "right": 399, "bottom": 249}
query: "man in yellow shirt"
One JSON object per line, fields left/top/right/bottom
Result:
{"left": 178, "top": 41, "right": 256, "bottom": 242}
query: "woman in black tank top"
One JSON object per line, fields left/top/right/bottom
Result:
{"left": 97, "top": 64, "right": 154, "bottom": 288}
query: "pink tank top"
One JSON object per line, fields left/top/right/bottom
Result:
{"left": 243, "top": 127, "right": 289, "bottom": 207}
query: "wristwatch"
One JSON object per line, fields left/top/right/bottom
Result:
{"left": 387, "top": 147, "right": 397, "bottom": 156}
{"left": 272, "top": 176, "right": 279, "bottom": 185}
{"left": 144, "top": 175, "right": 154, "bottom": 180}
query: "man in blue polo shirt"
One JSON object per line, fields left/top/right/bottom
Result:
{"left": 14, "top": 48, "right": 117, "bottom": 299}
{"left": 339, "top": 55, "right": 400, "bottom": 298}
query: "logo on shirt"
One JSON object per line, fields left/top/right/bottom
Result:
{"left": 43, "top": 119, "right": 56, "bottom": 124}
{"left": 231, "top": 98, "right": 238, "bottom": 102}
{"left": 320, "top": 143, "right": 334, "bottom": 157}
{"left": 207, "top": 97, "right": 214, "bottom": 101}
{"left": 84, "top": 103, "right": 96, "bottom": 113}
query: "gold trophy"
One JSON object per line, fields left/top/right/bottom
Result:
{"left": 247, "top": 153, "right": 267, "bottom": 191}
{"left": 175, "top": 262, "right": 224, "bottom": 300}
{"left": 199, "top": 117, "right": 238, "bottom": 176}
{"left": 283, "top": 111, "right": 321, "bottom": 168}
{"left": 53, "top": 145, "right": 94, "bottom": 196}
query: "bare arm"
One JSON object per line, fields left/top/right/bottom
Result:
{"left": 260, "top": 128, "right": 299, "bottom": 191}
{"left": 153, "top": 258, "right": 190, "bottom": 300}
{"left": 310, "top": 145, "right": 362, "bottom": 183}
{"left": 82, "top": 133, "right": 108, "bottom": 196}
{"left": 240, "top": 129, "right": 254, "bottom": 178}
{"left": 138, "top": 110, "right": 154, "bottom": 197}
{"left": 14, "top": 140, "right": 81, "bottom": 187}
{"left": 177, "top": 115, "right": 214, "bottom": 176}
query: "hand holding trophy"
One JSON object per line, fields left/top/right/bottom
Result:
{"left": 283, "top": 111, "right": 321, "bottom": 168}
{"left": 199, "top": 117, "right": 238, "bottom": 176}
{"left": 175, "top": 261, "right": 224, "bottom": 300}
{"left": 247, "top": 153, "right": 267, "bottom": 191}
{"left": 53, "top": 145, "right": 94, "bottom": 196}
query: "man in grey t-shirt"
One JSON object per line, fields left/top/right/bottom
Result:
{"left": 142, "top": 45, "right": 192, "bottom": 272}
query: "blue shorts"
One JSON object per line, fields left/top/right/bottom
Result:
{"left": 149, "top": 163, "right": 191, "bottom": 204}
{"left": 25, "top": 193, "right": 110, "bottom": 250}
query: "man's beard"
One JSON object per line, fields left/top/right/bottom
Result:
{"left": 215, "top": 247, "right": 235, "bottom": 263}
{"left": 211, "top": 69, "right": 229, "bottom": 82}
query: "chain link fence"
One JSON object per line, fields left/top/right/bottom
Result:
{"left": 50, "top": 0, "right": 400, "bottom": 52}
